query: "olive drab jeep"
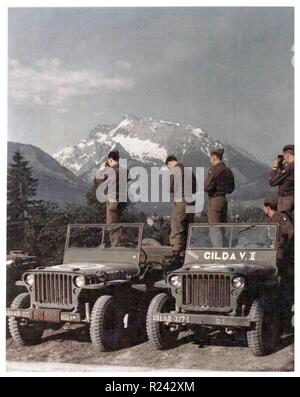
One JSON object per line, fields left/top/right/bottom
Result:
{"left": 7, "top": 223, "right": 174, "bottom": 351}
{"left": 147, "top": 223, "right": 285, "bottom": 357}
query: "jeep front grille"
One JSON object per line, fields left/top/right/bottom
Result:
{"left": 182, "top": 274, "right": 231, "bottom": 309}
{"left": 33, "top": 273, "right": 74, "bottom": 309}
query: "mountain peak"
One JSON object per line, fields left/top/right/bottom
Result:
{"left": 54, "top": 115, "right": 225, "bottom": 175}
{"left": 53, "top": 115, "right": 270, "bottom": 204}
{"left": 122, "top": 113, "right": 139, "bottom": 121}
{"left": 88, "top": 122, "right": 116, "bottom": 140}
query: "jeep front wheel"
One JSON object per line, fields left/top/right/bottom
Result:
{"left": 146, "top": 293, "right": 179, "bottom": 350}
{"left": 90, "top": 295, "right": 124, "bottom": 351}
{"left": 247, "top": 298, "right": 280, "bottom": 356}
{"left": 8, "top": 293, "right": 44, "bottom": 345}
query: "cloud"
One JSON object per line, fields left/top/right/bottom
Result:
{"left": 9, "top": 58, "right": 133, "bottom": 111}
{"left": 116, "top": 60, "right": 131, "bottom": 70}
{"left": 93, "top": 111, "right": 105, "bottom": 117}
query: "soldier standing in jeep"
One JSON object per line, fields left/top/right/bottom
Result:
{"left": 263, "top": 197, "right": 294, "bottom": 331}
{"left": 269, "top": 144, "right": 294, "bottom": 219}
{"left": 204, "top": 148, "right": 235, "bottom": 246}
{"left": 94, "top": 150, "right": 127, "bottom": 246}
{"left": 165, "top": 155, "right": 196, "bottom": 263}
{"left": 95, "top": 150, "right": 121, "bottom": 224}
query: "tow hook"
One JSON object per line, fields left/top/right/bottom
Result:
{"left": 225, "top": 327, "right": 235, "bottom": 335}
{"left": 169, "top": 324, "right": 180, "bottom": 332}
{"left": 63, "top": 322, "right": 71, "bottom": 330}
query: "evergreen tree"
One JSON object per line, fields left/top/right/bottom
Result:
{"left": 86, "top": 185, "right": 106, "bottom": 222}
{"left": 7, "top": 151, "right": 38, "bottom": 223}
{"left": 229, "top": 204, "right": 264, "bottom": 223}
{"left": 7, "top": 151, "right": 38, "bottom": 250}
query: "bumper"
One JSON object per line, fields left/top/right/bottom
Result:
{"left": 152, "top": 312, "right": 252, "bottom": 327}
{"left": 6, "top": 308, "right": 82, "bottom": 323}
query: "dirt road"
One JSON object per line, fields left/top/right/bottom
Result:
{"left": 6, "top": 326, "right": 294, "bottom": 372}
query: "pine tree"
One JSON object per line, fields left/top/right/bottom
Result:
{"left": 7, "top": 151, "right": 38, "bottom": 224}
{"left": 86, "top": 185, "right": 106, "bottom": 222}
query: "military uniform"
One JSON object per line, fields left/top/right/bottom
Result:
{"left": 94, "top": 163, "right": 127, "bottom": 246}
{"left": 269, "top": 162, "right": 294, "bottom": 217}
{"left": 95, "top": 164, "right": 121, "bottom": 222}
{"left": 169, "top": 162, "right": 195, "bottom": 255}
{"left": 267, "top": 210, "right": 294, "bottom": 329}
{"left": 204, "top": 162, "right": 235, "bottom": 223}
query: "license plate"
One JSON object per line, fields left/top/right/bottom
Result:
{"left": 6, "top": 309, "right": 30, "bottom": 318}
{"left": 60, "top": 312, "right": 81, "bottom": 322}
{"left": 153, "top": 314, "right": 190, "bottom": 323}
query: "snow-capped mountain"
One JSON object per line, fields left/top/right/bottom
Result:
{"left": 53, "top": 114, "right": 225, "bottom": 173}
{"left": 53, "top": 114, "right": 272, "bottom": 201}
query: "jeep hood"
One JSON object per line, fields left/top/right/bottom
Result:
{"left": 34, "top": 262, "right": 139, "bottom": 276}
{"left": 177, "top": 263, "right": 277, "bottom": 277}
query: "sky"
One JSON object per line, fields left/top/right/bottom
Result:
{"left": 8, "top": 7, "right": 294, "bottom": 163}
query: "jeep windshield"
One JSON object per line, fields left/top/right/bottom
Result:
{"left": 63, "top": 224, "right": 143, "bottom": 267}
{"left": 188, "top": 224, "right": 277, "bottom": 250}
{"left": 67, "top": 224, "right": 142, "bottom": 249}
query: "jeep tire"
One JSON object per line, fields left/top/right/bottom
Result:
{"left": 146, "top": 293, "right": 179, "bottom": 350}
{"left": 8, "top": 292, "right": 44, "bottom": 345}
{"left": 90, "top": 295, "right": 124, "bottom": 351}
{"left": 247, "top": 298, "right": 280, "bottom": 356}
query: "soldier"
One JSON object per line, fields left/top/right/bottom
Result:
{"left": 263, "top": 197, "right": 294, "bottom": 331}
{"left": 165, "top": 155, "right": 195, "bottom": 261}
{"left": 269, "top": 144, "right": 294, "bottom": 219}
{"left": 94, "top": 150, "right": 126, "bottom": 246}
{"left": 204, "top": 148, "right": 235, "bottom": 246}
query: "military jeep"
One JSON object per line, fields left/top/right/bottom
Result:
{"left": 147, "top": 223, "right": 284, "bottom": 357}
{"left": 7, "top": 223, "right": 173, "bottom": 351}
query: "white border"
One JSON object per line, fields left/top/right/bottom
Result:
{"left": 0, "top": 0, "right": 297, "bottom": 377}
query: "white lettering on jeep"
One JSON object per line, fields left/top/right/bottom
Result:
{"left": 203, "top": 251, "right": 256, "bottom": 261}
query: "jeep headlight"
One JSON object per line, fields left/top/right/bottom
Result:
{"left": 25, "top": 274, "right": 34, "bottom": 286}
{"left": 169, "top": 275, "right": 182, "bottom": 289}
{"left": 74, "top": 275, "right": 85, "bottom": 288}
{"left": 232, "top": 276, "right": 245, "bottom": 289}
{"left": 6, "top": 259, "right": 13, "bottom": 266}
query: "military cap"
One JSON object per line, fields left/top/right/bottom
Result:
{"left": 283, "top": 144, "right": 294, "bottom": 155}
{"left": 264, "top": 197, "right": 278, "bottom": 210}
